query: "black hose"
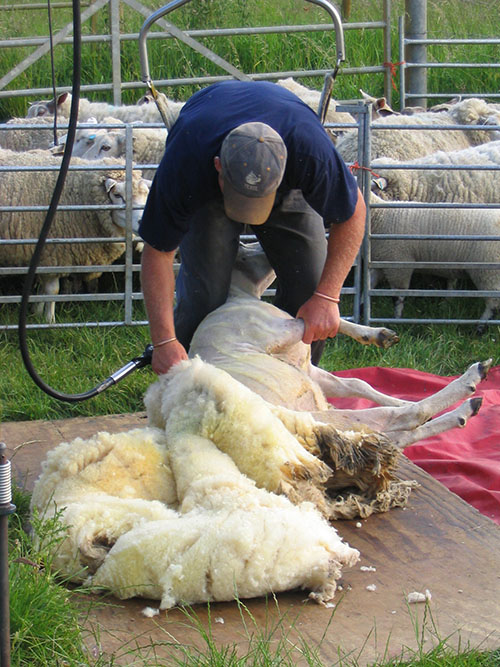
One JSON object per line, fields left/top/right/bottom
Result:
{"left": 17, "top": 0, "right": 152, "bottom": 403}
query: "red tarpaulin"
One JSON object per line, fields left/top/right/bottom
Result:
{"left": 328, "top": 365, "right": 500, "bottom": 524}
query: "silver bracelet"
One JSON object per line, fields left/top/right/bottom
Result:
{"left": 153, "top": 336, "right": 177, "bottom": 349}
{"left": 313, "top": 290, "right": 340, "bottom": 304}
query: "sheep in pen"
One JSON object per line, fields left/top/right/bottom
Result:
{"left": 31, "top": 244, "right": 491, "bottom": 609}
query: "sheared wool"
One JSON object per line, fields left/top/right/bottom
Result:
{"left": 90, "top": 434, "right": 359, "bottom": 608}
{"left": 31, "top": 393, "right": 359, "bottom": 607}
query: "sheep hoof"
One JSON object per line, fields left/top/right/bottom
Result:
{"left": 478, "top": 358, "right": 493, "bottom": 381}
{"left": 376, "top": 327, "right": 400, "bottom": 349}
{"left": 470, "top": 396, "right": 483, "bottom": 417}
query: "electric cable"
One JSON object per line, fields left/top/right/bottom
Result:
{"left": 17, "top": 0, "right": 152, "bottom": 403}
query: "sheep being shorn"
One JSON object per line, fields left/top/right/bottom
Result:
{"left": 146, "top": 244, "right": 490, "bottom": 519}
{"left": 335, "top": 98, "right": 500, "bottom": 165}
{"left": 371, "top": 140, "right": 500, "bottom": 204}
{"left": 369, "top": 193, "right": 500, "bottom": 330}
{"left": 0, "top": 147, "right": 151, "bottom": 322}
{"left": 30, "top": 245, "right": 490, "bottom": 609}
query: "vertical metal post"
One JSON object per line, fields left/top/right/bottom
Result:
{"left": 405, "top": 0, "right": 428, "bottom": 108}
{"left": 110, "top": 0, "right": 122, "bottom": 105}
{"left": 357, "top": 104, "right": 372, "bottom": 326}
{"left": 0, "top": 443, "right": 16, "bottom": 667}
{"left": 399, "top": 15, "right": 406, "bottom": 108}
{"left": 383, "top": 0, "right": 392, "bottom": 106}
{"left": 124, "top": 123, "right": 134, "bottom": 325}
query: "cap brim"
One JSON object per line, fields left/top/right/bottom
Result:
{"left": 223, "top": 182, "right": 276, "bottom": 226}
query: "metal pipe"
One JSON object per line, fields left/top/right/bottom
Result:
{"left": 305, "top": 0, "right": 345, "bottom": 63}
{"left": 0, "top": 443, "right": 16, "bottom": 667}
{"left": 405, "top": 0, "right": 427, "bottom": 108}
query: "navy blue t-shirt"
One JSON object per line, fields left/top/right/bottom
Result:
{"left": 139, "top": 81, "right": 358, "bottom": 252}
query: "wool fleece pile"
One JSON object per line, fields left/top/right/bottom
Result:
{"left": 31, "top": 356, "right": 407, "bottom": 609}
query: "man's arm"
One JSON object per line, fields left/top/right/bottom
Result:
{"left": 296, "top": 188, "right": 366, "bottom": 344}
{"left": 141, "top": 242, "right": 188, "bottom": 375}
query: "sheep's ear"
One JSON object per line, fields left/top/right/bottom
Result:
{"left": 142, "top": 178, "right": 153, "bottom": 189}
{"left": 373, "top": 97, "right": 397, "bottom": 116}
{"left": 57, "top": 92, "right": 69, "bottom": 105}
{"left": 50, "top": 143, "right": 65, "bottom": 155}
{"left": 104, "top": 178, "right": 118, "bottom": 193}
{"left": 371, "top": 177, "right": 387, "bottom": 191}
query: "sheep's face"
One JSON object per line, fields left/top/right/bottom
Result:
{"left": 83, "top": 132, "right": 125, "bottom": 160}
{"left": 27, "top": 92, "right": 70, "bottom": 119}
{"left": 105, "top": 176, "right": 151, "bottom": 234}
{"left": 27, "top": 101, "right": 51, "bottom": 118}
{"left": 482, "top": 114, "right": 500, "bottom": 141}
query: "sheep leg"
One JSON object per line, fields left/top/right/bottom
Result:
{"left": 310, "top": 365, "right": 410, "bottom": 407}
{"left": 33, "top": 275, "right": 59, "bottom": 323}
{"left": 381, "top": 268, "right": 413, "bottom": 319}
{"left": 337, "top": 319, "right": 400, "bottom": 349}
{"left": 310, "top": 359, "right": 491, "bottom": 439}
{"left": 390, "top": 396, "right": 483, "bottom": 448}
{"left": 475, "top": 297, "right": 500, "bottom": 336}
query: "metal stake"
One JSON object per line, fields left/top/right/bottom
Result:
{"left": 0, "top": 443, "right": 16, "bottom": 667}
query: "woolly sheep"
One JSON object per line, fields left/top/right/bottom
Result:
{"left": 146, "top": 245, "right": 490, "bottom": 517}
{"left": 183, "top": 245, "right": 488, "bottom": 446}
{"left": 369, "top": 193, "right": 500, "bottom": 330}
{"left": 0, "top": 147, "right": 151, "bottom": 322}
{"left": 80, "top": 123, "right": 168, "bottom": 178}
{"left": 29, "top": 248, "right": 490, "bottom": 609}
{"left": 335, "top": 98, "right": 500, "bottom": 165}
{"left": 0, "top": 116, "right": 66, "bottom": 151}
{"left": 0, "top": 115, "right": 113, "bottom": 155}
{"left": 27, "top": 90, "right": 183, "bottom": 129}
{"left": 371, "top": 140, "right": 500, "bottom": 204}
{"left": 49, "top": 117, "right": 120, "bottom": 157}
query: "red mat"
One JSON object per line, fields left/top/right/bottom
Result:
{"left": 328, "top": 365, "right": 500, "bottom": 524}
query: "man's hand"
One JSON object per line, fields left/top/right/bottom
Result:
{"left": 151, "top": 340, "right": 188, "bottom": 375}
{"left": 296, "top": 294, "right": 340, "bottom": 344}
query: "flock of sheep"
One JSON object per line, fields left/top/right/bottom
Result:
{"left": 1, "top": 79, "right": 499, "bottom": 327}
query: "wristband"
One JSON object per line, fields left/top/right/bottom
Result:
{"left": 313, "top": 290, "right": 340, "bottom": 304}
{"left": 153, "top": 336, "right": 177, "bottom": 349}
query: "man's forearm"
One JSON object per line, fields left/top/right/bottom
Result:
{"left": 317, "top": 190, "right": 366, "bottom": 298}
{"left": 141, "top": 243, "right": 177, "bottom": 344}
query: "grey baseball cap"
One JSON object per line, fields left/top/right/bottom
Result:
{"left": 220, "top": 122, "right": 287, "bottom": 225}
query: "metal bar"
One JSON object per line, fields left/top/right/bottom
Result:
{"left": 405, "top": 62, "right": 500, "bottom": 69}
{"left": 383, "top": 0, "right": 392, "bottom": 104}
{"left": 404, "top": 38, "right": 500, "bottom": 45}
{"left": 110, "top": 0, "right": 122, "bottom": 104}
{"left": 371, "top": 262, "right": 500, "bottom": 270}
{"left": 368, "top": 317, "right": 500, "bottom": 325}
{"left": 124, "top": 125, "right": 134, "bottom": 324}
{"left": 133, "top": 0, "right": 251, "bottom": 85}
{"left": 370, "top": 289, "right": 500, "bottom": 297}
{"left": 0, "top": 21, "right": 384, "bottom": 50}
{"left": 305, "top": 0, "right": 345, "bottom": 63}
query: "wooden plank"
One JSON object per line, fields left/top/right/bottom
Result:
{"left": 2, "top": 414, "right": 499, "bottom": 664}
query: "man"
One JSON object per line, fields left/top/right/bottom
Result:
{"left": 139, "top": 80, "right": 366, "bottom": 376}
